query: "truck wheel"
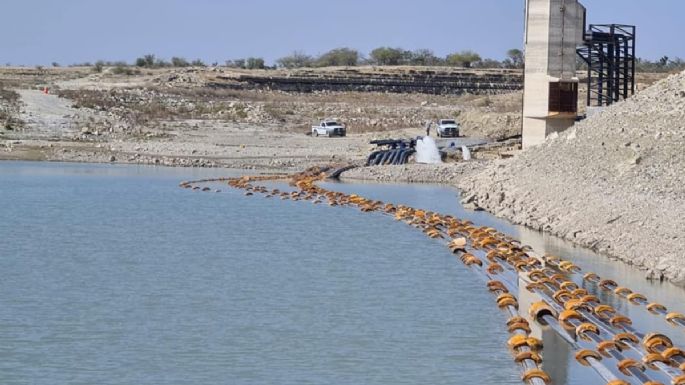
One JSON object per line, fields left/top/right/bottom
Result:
{"left": 314, "top": 130, "right": 319, "bottom": 137}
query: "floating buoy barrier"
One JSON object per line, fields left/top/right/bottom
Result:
{"left": 180, "top": 166, "right": 685, "bottom": 385}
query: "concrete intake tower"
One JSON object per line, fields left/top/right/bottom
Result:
{"left": 522, "top": 0, "right": 585, "bottom": 148}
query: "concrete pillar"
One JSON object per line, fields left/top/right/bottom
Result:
{"left": 522, "top": 0, "right": 586, "bottom": 148}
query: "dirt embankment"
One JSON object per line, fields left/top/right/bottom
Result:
{"left": 456, "top": 70, "right": 685, "bottom": 285}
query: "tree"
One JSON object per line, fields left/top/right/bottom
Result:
{"left": 93, "top": 60, "right": 104, "bottom": 73}
{"left": 191, "top": 59, "right": 206, "bottom": 67}
{"left": 506, "top": 48, "right": 524, "bottom": 68}
{"left": 136, "top": 54, "right": 156, "bottom": 67}
{"left": 446, "top": 50, "right": 482, "bottom": 68}
{"left": 245, "top": 57, "right": 265, "bottom": 69}
{"left": 154, "top": 58, "right": 170, "bottom": 67}
{"left": 52, "top": 62, "right": 60, "bottom": 67}
{"left": 225, "top": 59, "right": 246, "bottom": 68}
{"left": 408, "top": 49, "right": 440, "bottom": 66}
{"left": 276, "top": 51, "right": 314, "bottom": 68}
{"left": 659, "top": 56, "right": 669, "bottom": 67}
{"left": 370, "top": 47, "right": 404, "bottom": 66}
{"left": 316, "top": 48, "right": 359, "bottom": 67}
{"left": 171, "top": 57, "right": 190, "bottom": 67}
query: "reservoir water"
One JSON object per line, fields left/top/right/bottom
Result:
{"left": 1, "top": 161, "right": 683, "bottom": 385}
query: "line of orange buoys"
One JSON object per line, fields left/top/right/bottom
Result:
{"left": 180, "top": 167, "right": 685, "bottom": 385}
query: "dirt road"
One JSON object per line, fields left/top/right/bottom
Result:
{"left": 16, "top": 89, "right": 79, "bottom": 139}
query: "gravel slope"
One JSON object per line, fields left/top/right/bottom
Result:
{"left": 341, "top": 162, "right": 483, "bottom": 184}
{"left": 16, "top": 90, "right": 80, "bottom": 138}
{"left": 457, "top": 71, "right": 685, "bottom": 285}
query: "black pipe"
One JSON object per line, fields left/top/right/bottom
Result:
{"left": 366, "top": 151, "right": 382, "bottom": 166}
{"left": 378, "top": 150, "right": 393, "bottom": 165}
{"left": 394, "top": 149, "right": 409, "bottom": 165}
{"left": 390, "top": 149, "right": 403, "bottom": 165}
{"left": 399, "top": 149, "right": 415, "bottom": 164}
{"left": 373, "top": 151, "right": 387, "bottom": 165}
{"left": 385, "top": 149, "right": 400, "bottom": 165}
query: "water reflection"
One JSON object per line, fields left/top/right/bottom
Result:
{"left": 324, "top": 180, "right": 685, "bottom": 385}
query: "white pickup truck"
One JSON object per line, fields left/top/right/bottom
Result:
{"left": 311, "top": 120, "right": 346, "bottom": 137}
{"left": 435, "top": 119, "right": 460, "bottom": 138}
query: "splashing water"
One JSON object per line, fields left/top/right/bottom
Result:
{"left": 462, "top": 145, "right": 471, "bottom": 161}
{"left": 415, "top": 136, "right": 442, "bottom": 164}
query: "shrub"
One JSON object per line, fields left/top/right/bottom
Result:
{"left": 446, "top": 50, "right": 482, "bottom": 68}
{"left": 370, "top": 47, "right": 405, "bottom": 66}
{"left": 245, "top": 57, "right": 265, "bottom": 69}
{"left": 191, "top": 59, "right": 206, "bottom": 67}
{"left": 135, "top": 54, "right": 156, "bottom": 67}
{"left": 316, "top": 48, "right": 359, "bottom": 67}
{"left": 276, "top": 51, "right": 314, "bottom": 68}
{"left": 506, "top": 49, "right": 524, "bottom": 68}
{"left": 154, "top": 58, "right": 170, "bottom": 67}
{"left": 407, "top": 49, "right": 441, "bottom": 66}
{"left": 111, "top": 65, "right": 139, "bottom": 75}
{"left": 171, "top": 57, "right": 189, "bottom": 67}
{"left": 233, "top": 104, "right": 248, "bottom": 119}
{"left": 225, "top": 59, "right": 246, "bottom": 68}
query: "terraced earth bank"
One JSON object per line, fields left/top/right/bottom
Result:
{"left": 457, "top": 70, "right": 685, "bottom": 285}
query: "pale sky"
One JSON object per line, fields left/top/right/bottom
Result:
{"left": 1, "top": 0, "right": 682, "bottom": 66}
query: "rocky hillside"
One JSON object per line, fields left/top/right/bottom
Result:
{"left": 458, "top": 70, "right": 685, "bottom": 285}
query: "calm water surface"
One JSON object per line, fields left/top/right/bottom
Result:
{"left": 1, "top": 162, "right": 683, "bottom": 385}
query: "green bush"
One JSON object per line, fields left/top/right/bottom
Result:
{"left": 446, "top": 50, "right": 482, "bottom": 68}
{"left": 191, "top": 59, "right": 206, "bottom": 67}
{"left": 111, "top": 65, "right": 139, "bottom": 75}
{"left": 171, "top": 57, "right": 190, "bottom": 67}
{"left": 370, "top": 47, "right": 405, "bottom": 66}
{"left": 135, "top": 54, "right": 156, "bottom": 67}
{"left": 316, "top": 48, "right": 359, "bottom": 67}
{"left": 245, "top": 57, "right": 265, "bottom": 69}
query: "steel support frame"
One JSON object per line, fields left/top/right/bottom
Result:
{"left": 577, "top": 24, "right": 636, "bottom": 107}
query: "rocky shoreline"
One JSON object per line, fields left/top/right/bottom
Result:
{"left": 454, "top": 71, "right": 685, "bottom": 287}
{"left": 339, "top": 162, "right": 483, "bottom": 184}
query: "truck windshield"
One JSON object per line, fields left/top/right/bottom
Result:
{"left": 441, "top": 120, "right": 456, "bottom": 125}
{"left": 324, "top": 121, "right": 339, "bottom": 126}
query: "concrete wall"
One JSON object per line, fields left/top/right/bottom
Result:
{"left": 522, "top": 0, "right": 585, "bottom": 148}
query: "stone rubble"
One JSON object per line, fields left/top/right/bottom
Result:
{"left": 457, "top": 70, "right": 685, "bottom": 285}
